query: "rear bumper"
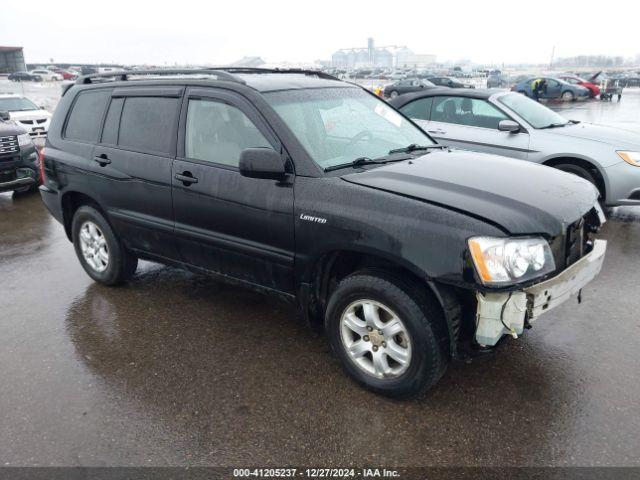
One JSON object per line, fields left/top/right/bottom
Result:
{"left": 475, "top": 239, "right": 607, "bottom": 346}
{"left": 39, "top": 185, "right": 64, "bottom": 225}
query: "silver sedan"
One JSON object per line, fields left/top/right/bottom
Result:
{"left": 390, "top": 88, "right": 640, "bottom": 206}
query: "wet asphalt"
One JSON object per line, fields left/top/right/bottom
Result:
{"left": 1, "top": 86, "right": 640, "bottom": 467}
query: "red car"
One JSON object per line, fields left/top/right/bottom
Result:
{"left": 558, "top": 73, "right": 601, "bottom": 98}
{"left": 51, "top": 68, "right": 77, "bottom": 80}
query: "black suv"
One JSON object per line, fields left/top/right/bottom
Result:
{"left": 40, "top": 69, "right": 607, "bottom": 397}
{"left": 0, "top": 111, "right": 40, "bottom": 193}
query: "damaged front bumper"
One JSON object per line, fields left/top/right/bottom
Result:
{"left": 474, "top": 239, "right": 607, "bottom": 347}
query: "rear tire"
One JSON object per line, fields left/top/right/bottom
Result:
{"left": 561, "top": 91, "right": 575, "bottom": 101}
{"left": 325, "top": 271, "right": 448, "bottom": 398}
{"left": 71, "top": 205, "right": 138, "bottom": 286}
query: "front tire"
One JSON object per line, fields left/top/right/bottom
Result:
{"left": 325, "top": 271, "right": 448, "bottom": 398}
{"left": 389, "top": 90, "right": 399, "bottom": 98}
{"left": 561, "top": 91, "right": 575, "bottom": 101}
{"left": 72, "top": 205, "right": 138, "bottom": 286}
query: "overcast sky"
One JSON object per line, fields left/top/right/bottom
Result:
{"left": 2, "top": 0, "right": 638, "bottom": 66}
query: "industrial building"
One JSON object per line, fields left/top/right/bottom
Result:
{"left": 331, "top": 38, "right": 435, "bottom": 69}
{"left": 0, "top": 46, "right": 26, "bottom": 74}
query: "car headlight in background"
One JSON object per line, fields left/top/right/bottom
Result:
{"left": 468, "top": 236, "right": 556, "bottom": 285}
{"left": 17, "top": 133, "right": 33, "bottom": 147}
{"left": 617, "top": 151, "right": 640, "bottom": 167}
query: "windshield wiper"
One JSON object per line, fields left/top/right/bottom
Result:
{"left": 539, "top": 122, "right": 569, "bottom": 129}
{"left": 388, "top": 144, "right": 446, "bottom": 155}
{"left": 324, "top": 157, "right": 386, "bottom": 172}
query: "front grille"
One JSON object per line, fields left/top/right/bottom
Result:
{"left": 18, "top": 119, "right": 47, "bottom": 125}
{"left": 0, "top": 135, "right": 19, "bottom": 158}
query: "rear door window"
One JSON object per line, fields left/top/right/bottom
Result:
{"left": 65, "top": 90, "right": 110, "bottom": 143}
{"left": 118, "top": 97, "right": 179, "bottom": 155}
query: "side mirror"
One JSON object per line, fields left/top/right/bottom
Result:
{"left": 239, "top": 148, "right": 286, "bottom": 180}
{"left": 498, "top": 119, "right": 521, "bottom": 133}
{"left": 0, "top": 111, "right": 10, "bottom": 121}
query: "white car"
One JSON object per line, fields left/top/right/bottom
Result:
{"left": 28, "top": 69, "right": 63, "bottom": 81}
{"left": 0, "top": 94, "right": 52, "bottom": 139}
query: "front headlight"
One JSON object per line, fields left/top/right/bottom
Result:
{"left": 468, "top": 236, "right": 556, "bottom": 285}
{"left": 17, "top": 133, "right": 33, "bottom": 147}
{"left": 617, "top": 151, "right": 640, "bottom": 167}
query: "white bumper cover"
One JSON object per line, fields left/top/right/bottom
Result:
{"left": 475, "top": 239, "right": 607, "bottom": 347}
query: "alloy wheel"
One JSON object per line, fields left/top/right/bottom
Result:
{"left": 79, "top": 221, "right": 109, "bottom": 272}
{"left": 339, "top": 299, "right": 412, "bottom": 379}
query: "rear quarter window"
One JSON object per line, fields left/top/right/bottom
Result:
{"left": 64, "top": 90, "right": 110, "bottom": 143}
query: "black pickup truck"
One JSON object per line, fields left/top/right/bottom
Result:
{"left": 0, "top": 111, "right": 40, "bottom": 193}
{"left": 39, "top": 69, "right": 607, "bottom": 397}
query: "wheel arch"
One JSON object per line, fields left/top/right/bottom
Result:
{"left": 542, "top": 156, "right": 607, "bottom": 201}
{"left": 60, "top": 190, "right": 106, "bottom": 241}
{"left": 300, "top": 248, "right": 461, "bottom": 357}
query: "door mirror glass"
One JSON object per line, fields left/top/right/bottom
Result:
{"left": 498, "top": 119, "right": 521, "bottom": 132}
{"left": 239, "top": 148, "right": 286, "bottom": 180}
{"left": 0, "top": 111, "right": 10, "bottom": 121}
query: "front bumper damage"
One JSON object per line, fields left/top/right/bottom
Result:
{"left": 474, "top": 239, "right": 607, "bottom": 347}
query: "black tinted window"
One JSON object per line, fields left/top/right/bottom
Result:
{"left": 118, "top": 97, "right": 179, "bottom": 154}
{"left": 400, "top": 98, "right": 433, "bottom": 121}
{"left": 101, "top": 97, "right": 123, "bottom": 145}
{"left": 185, "top": 99, "right": 271, "bottom": 167}
{"left": 65, "top": 90, "right": 110, "bottom": 142}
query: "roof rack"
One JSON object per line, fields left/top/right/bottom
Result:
{"left": 75, "top": 67, "right": 340, "bottom": 86}
{"left": 75, "top": 68, "right": 246, "bottom": 85}
{"left": 219, "top": 67, "right": 340, "bottom": 81}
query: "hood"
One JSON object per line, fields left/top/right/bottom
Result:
{"left": 342, "top": 150, "right": 598, "bottom": 236}
{"left": 546, "top": 122, "right": 640, "bottom": 149}
{"left": 9, "top": 110, "right": 52, "bottom": 121}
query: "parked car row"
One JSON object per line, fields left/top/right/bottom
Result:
{"left": 7, "top": 66, "right": 87, "bottom": 82}
{"left": 511, "top": 76, "right": 591, "bottom": 101}
{"left": 36, "top": 68, "right": 616, "bottom": 398}
{"left": 485, "top": 71, "right": 635, "bottom": 102}
{"left": 382, "top": 76, "right": 475, "bottom": 99}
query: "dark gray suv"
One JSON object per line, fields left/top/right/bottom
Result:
{"left": 40, "top": 69, "right": 606, "bottom": 397}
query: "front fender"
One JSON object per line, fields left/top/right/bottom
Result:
{"left": 293, "top": 176, "right": 504, "bottom": 291}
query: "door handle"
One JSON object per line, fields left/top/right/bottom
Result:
{"left": 428, "top": 129, "right": 446, "bottom": 135}
{"left": 93, "top": 153, "right": 111, "bottom": 166}
{"left": 175, "top": 171, "right": 198, "bottom": 185}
